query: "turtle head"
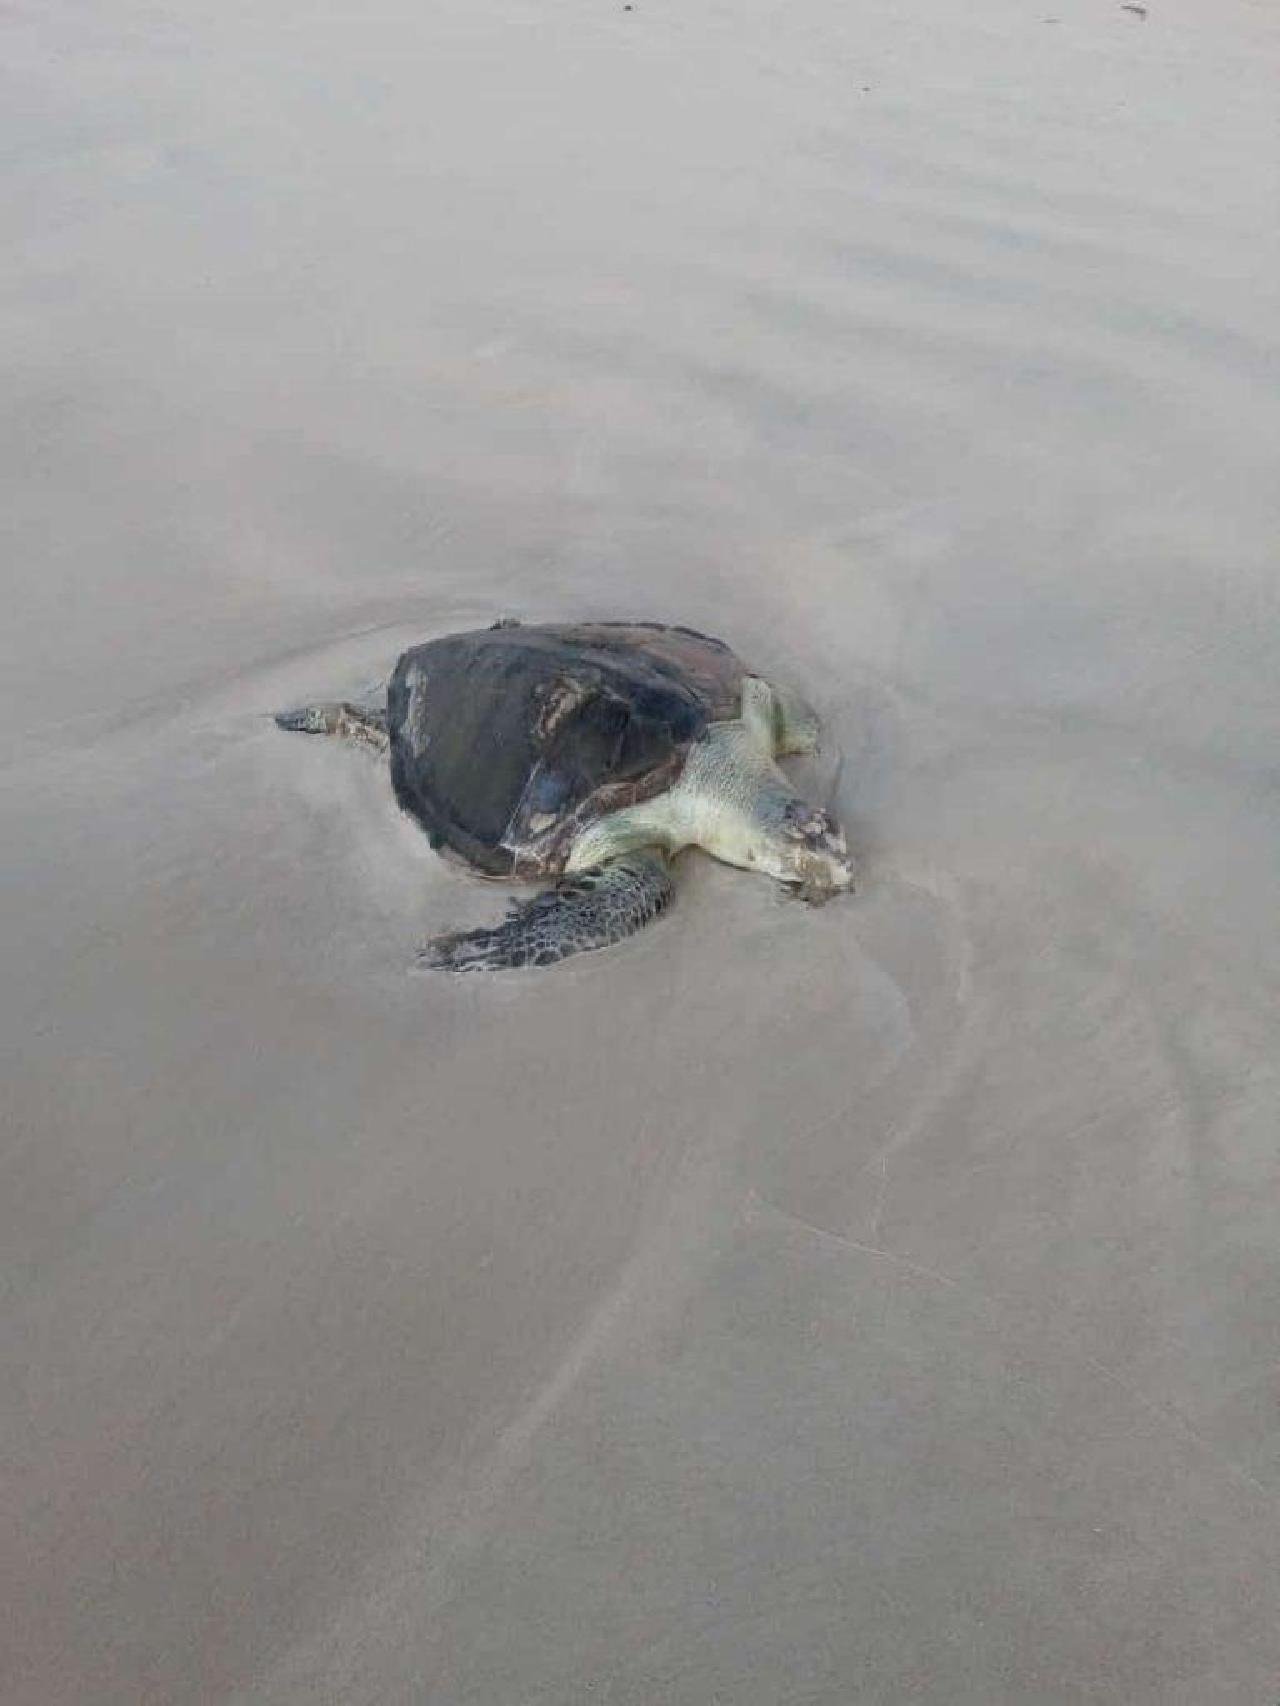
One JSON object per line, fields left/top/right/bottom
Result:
{"left": 720, "top": 677, "right": 853, "bottom": 900}
{"left": 771, "top": 797, "right": 855, "bottom": 900}
{"left": 731, "top": 779, "right": 854, "bottom": 899}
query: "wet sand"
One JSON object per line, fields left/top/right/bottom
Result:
{"left": 4, "top": 0, "right": 1280, "bottom": 1700}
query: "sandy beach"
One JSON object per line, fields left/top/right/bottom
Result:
{"left": 4, "top": 0, "right": 1280, "bottom": 1699}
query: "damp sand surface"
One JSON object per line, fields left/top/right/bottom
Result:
{"left": 3, "top": 2, "right": 1280, "bottom": 1700}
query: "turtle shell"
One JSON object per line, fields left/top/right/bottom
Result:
{"left": 386, "top": 622, "right": 748, "bottom": 878}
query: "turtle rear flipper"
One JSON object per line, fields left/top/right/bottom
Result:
{"left": 274, "top": 701, "right": 389, "bottom": 752}
{"left": 416, "top": 851, "right": 674, "bottom": 973}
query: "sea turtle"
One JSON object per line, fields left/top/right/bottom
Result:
{"left": 275, "top": 620, "right": 853, "bottom": 971}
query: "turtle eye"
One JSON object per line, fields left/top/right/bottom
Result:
{"left": 782, "top": 801, "right": 831, "bottom": 843}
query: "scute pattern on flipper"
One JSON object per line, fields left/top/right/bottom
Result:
{"left": 273, "top": 701, "right": 389, "bottom": 751}
{"left": 417, "top": 852, "right": 674, "bottom": 972}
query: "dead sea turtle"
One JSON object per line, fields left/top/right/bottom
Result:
{"left": 275, "top": 620, "right": 853, "bottom": 971}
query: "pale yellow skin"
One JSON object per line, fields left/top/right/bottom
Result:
{"left": 565, "top": 677, "right": 853, "bottom": 894}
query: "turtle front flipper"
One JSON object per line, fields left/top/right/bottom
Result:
{"left": 417, "top": 851, "right": 674, "bottom": 973}
{"left": 769, "top": 681, "right": 822, "bottom": 756}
